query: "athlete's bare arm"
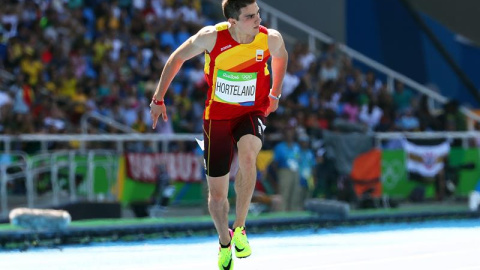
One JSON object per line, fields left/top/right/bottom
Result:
{"left": 266, "top": 28, "right": 288, "bottom": 116}
{"left": 150, "top": 26, "right": 217, "bottom": 128}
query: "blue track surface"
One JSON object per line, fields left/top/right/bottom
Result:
{"left": 1, "top": 219, "right": 479, "bottom": 270}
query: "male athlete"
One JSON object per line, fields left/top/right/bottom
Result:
{"left": 150, "top": 0, "right": 288, "bottom": 269}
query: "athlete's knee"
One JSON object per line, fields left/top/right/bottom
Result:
{"left": 208, "top": 191, "right": 227, "bottom": 204}
{"left": 208, "top": 185, "right": 228, "bottom": 203}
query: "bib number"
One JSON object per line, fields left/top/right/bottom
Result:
{"left": 214, "top": 70, "right": 257, "bottom": 106}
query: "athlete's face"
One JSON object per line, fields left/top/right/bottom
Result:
{"left": 235, "top": 3, "right": 262, "bottom": 36}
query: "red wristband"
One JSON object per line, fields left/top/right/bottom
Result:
{"left": 151, "top": 98, "right": 164, "bottom": 106}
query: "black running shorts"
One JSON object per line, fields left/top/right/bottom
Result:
{"left": 203, "top": 113, "right": 266, "bottom": 177}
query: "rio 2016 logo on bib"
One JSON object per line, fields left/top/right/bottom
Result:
{"left": 214, "top": 70, "right": 257, "bottom": 106}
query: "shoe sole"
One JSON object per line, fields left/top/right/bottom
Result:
{"left": 235, "top": 250, "right": 251, "bottom": 259}
{"left": 236, "top": 254, "right": 251, "bottom": 259}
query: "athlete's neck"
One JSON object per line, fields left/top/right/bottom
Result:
{"left": 228, "top": 25, "right": 255, "bottom": 44}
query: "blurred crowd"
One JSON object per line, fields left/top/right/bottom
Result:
{"left": 0, "top": 0, "right": 215, "bottom": 139}
{"left": 0, "top": 0, "right": 472, "bottom": 210}
{"left": 0, "top": 0, "right": 467, "bottom": 145}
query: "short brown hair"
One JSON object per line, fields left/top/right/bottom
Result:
{"left": 222, "top": 0, "right": 256, "bottom": 20}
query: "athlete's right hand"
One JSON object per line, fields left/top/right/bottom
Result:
{"left": 266, "top": 96, "right": 279, "bottom": 117}
{"left": 150, "top": 102, "right": 168, "bottom": 129}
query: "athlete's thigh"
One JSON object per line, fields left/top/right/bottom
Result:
{"left": 203, "top": 119, "right": 235, "bottom": 177}
{"left": 232, "top": 113, "right": 266, "bottom": 145}
{"left": 206, "top": 174, "right": 230, "bottom": 199}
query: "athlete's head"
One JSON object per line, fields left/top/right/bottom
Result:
{"left": 222, "top": 0, "right": 256, "bottom": 20}
{"left": 222, "top": 0, "right": 261, "bottom": 35}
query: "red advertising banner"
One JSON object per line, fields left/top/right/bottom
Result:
{"left": 125, "top": 153, "right": 203, "bottom": 183}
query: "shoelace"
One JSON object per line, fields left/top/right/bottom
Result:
{"left": 235, "top": 230, "right": 247, "bottom": 246}
{"left": 219, "top": 246, "right": 231, "bottom": 262}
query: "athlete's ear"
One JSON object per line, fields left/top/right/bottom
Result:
{"left": 228, "top": 18, "right": 236, "bottom": 25}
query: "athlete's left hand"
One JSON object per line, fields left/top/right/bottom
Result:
{"left": 150, "top": 102, "right": 168, "bottom": 129}
{"left": 266, "top": 96, "right": 279, "bottom": 116}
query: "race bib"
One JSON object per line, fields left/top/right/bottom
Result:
{"left": 214, "top": 70, "right": 257, "bottom": 106}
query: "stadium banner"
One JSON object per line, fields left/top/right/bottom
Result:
{"left": 381, "top": 149, "right": 423, "bottom": 197}
{"left": 402, "top": 139, "right": 450, "bottom": 178}
{"left": 381, "top": 147, "right": 480, "bottom": 198}
{"left": 125, "top": 152, "right": 203, "bottom": 183}
{"left": 115, "top": 148, "right": 480, "bottom": 204}
{"left": 117, "top": 154, "right": 204, "bottom": 205}
{"left": 118, "top": 152, "right": 239, "bottom": 205}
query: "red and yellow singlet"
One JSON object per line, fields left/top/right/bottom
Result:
{"left": 203, "top": 22, "right": 271, "bottom": 120}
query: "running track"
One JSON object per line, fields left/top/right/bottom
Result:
{"left": 1, "top": 220, "right": 479, "bottom": 270}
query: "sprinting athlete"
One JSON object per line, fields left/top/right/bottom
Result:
{"left": 150, "top": 0, "right": 287, "bottom": 269}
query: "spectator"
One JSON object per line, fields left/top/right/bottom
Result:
{"left": 342, "top": 93, "right": 360, "bottom": 123}
{"left": 395, "top": 107, "right": 420, "bottom": 131}
{"left": 437, "top": 100, "right": 466, "bottom": 147}
{"left": 376, "top": 86, "right": 396, "bottom": 132}
{"left": 319, "top": 57, "right": 338, "bottom": 82}
{"left": 281, "top": 63, "right": 301, "bottom": 99}
{"left": 359, "top": 99, "right": 383, "bottom": 131}
{"left": 273, "top": 127, "right": 302, "bottom": 212}
{"left": 392, "top": 80, "right": 414, "bottom": 113}
{"left": 312, "top": 137, "right": 338, "bottom": 199}
{"left": 364, "top": 70, "right": 383, "bottom": 97}
{"left": 437, "top": 100, "right": 466, "bottom": 132}
{"left": 295, "top": 43, "right": 316, "bottom": 71}
{"left": 298, "top": 134, "right": 316, "bottom": 199}
{"left": 416, "top": 94, "right": 440, "bottom": 131}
